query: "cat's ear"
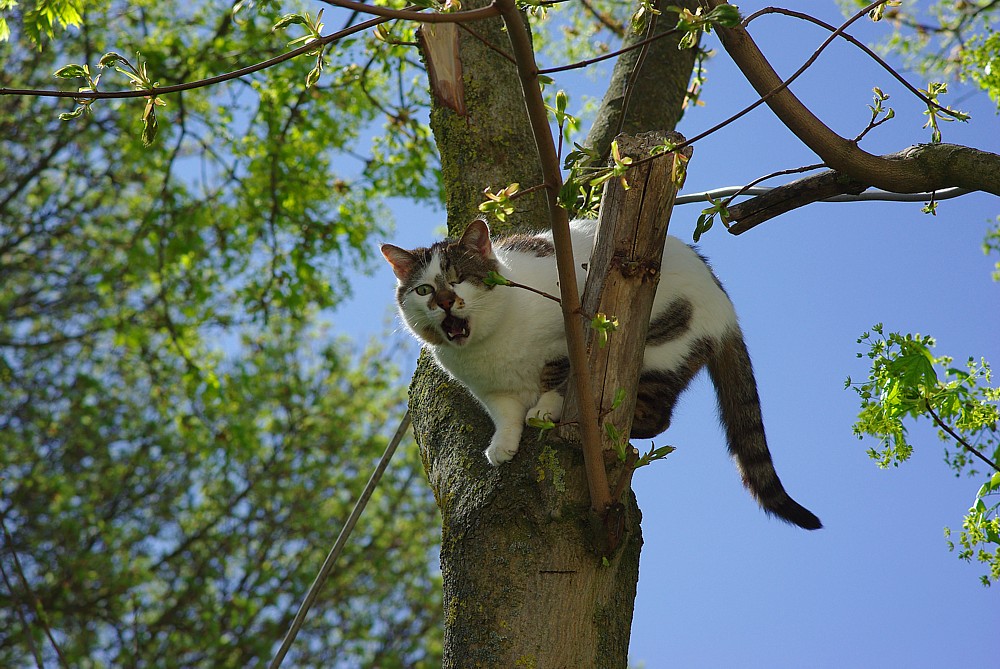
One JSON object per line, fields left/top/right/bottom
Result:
{"left": 381, "top": 244, "right": 418, "bottom": 281}
{"left": 458, "top": 219, "right": 494, "bottom": 259}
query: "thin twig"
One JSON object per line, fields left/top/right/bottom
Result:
{"left": 579, "top": 0, "right": 626, "bottom": 36}
{"left": 0, "top": 510, "right": 70, "bottom": 668}
{"left": 268, "top": 411, "right": 411, "bottom": 669}
{"left": 0, "top": 3, "right": 498, "bottom": 101}
{"left": 743, "top": 6, "right": 967, "bottom": 122}
{"left": 321, "top": 0, "right": 499, "bottom": 23}
{"left": 640, "top": 0, "right": 890, "bottom": 161}
{"left": 538, "top": 25, "right": 680, "bottom": 75}
{"left": 0, "top": 554, "right": 44, "bottom": 669}
{"left": 925, "top": 404, "right": 1000, "bottom": 475}
{"left": 457, "top": 22, "right": 516, "bottom": 64}
{"left": 1, "top": 13, "right": 391, "bottom": 100}
{"left": 499, "top": 278, "right": 562, "bottom": 304}
{"left": 496, "top": 0, "right": 613, "bottom": 515}
{"left": 717, "top": 162, "right": 825, "bottom": 207}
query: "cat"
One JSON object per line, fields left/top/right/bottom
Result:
{"left": 381, "top": 218, "right": 821, "bottom": 529}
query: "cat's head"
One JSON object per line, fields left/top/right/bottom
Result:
{"left": 381, "top": 220, "right": 502, "bottom": 348}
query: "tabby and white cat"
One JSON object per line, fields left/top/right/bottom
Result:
{"left": 381, "top": 218, "right": 821, "bottom": 529}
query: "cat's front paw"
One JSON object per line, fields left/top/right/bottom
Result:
{"left": 526, "top": 390, "right": 563, "bottom": 426}
{"left": 484, "top": 434, "right": 520, "bottom": 466}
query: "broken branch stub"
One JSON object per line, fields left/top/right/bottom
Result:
{"left": 561, "top": 130, "right": 692, "bottom": 473}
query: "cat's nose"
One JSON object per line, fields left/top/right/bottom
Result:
{"left": 436, "top": 293, "right": 455, "bottom": 310}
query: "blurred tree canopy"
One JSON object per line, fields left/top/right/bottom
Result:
{"left": 1, "top": 0, "right": 442, "bottom": 665}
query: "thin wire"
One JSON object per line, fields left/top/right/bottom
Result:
{"left": 268, "top": 410, "right": 412, "bottom": 669}
{"left": 673, "top": 185, "right": 971, "bottom": 205}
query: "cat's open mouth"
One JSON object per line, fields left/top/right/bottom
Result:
{"left": 441, "top": 314, "right": 470, "bottom": 343}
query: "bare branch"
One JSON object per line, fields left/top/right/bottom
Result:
{"left": 742, "top": 6, "right": 965, "bottom": 122}
{"left": 674, "top": 183, "right": 970, "bottom": 207}
{"left": 538, "top": 23, "right": 679, "bottom": 76}
{"left": 726, "top": 170, "right": 868, "bottom": 234}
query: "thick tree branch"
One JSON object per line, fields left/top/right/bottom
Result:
{"left": 727, "top": 144, "right": 1000, "bottom": 233}
{"left": 703, "top": 0, "right": 1000, "bottom": 196}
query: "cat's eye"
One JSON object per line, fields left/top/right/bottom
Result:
{"left": 413, "top": 284, "right": 434, "bottom": 296}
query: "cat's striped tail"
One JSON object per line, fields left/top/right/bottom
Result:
{"left": 706, "top": 328, "right": 822, "bottom": 530}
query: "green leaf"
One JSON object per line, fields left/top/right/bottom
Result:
{"left": 305, "top": 63, "right": 322, "bottom": 88}
{"left": 527, "top": 415, "right": 556, "bottom": 431}
{"left": 272, "top": 12, "right": 308, "bottom": 32}
{"left": 484, "top": 271, "right": 511, "bottom": 287}
{"left": 54, "top": 63, "right": 88, "bottom": 78}
{"left": 611, "top": 387, "right": 627, "bottom": 411}
{"left": 98, "top": 52, "right": 126, "bottom": 69}
{"left": 141, "top": 98, "right": 158, "bottom": 146}
{"left": 590, "top": 312, "right": 619, "bottom": 348}
{"left": 58, "top": 106, "right": 86, "bottom": 120}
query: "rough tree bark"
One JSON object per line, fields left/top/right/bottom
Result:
{"left": 409, "top": 3, "right": 699, "bottom": 667}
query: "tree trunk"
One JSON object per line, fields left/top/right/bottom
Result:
{"left": 411, "top": 4, "right": 699, "bottom": 666}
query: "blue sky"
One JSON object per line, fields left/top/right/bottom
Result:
{"left": 332, "top": 3, "right": 998, "bottom": 666}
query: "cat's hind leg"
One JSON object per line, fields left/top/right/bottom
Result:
{"left": 527, "top": 357, "right": 569, "bottom": 426}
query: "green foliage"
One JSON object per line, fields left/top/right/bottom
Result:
{"left": 587, "top": 139, "right": 633, "bottom": 192}
{"left": 1, "top": 0, "right": 83, "bottom": 45}
{"left": 527, "top": 414, "right": 557, "bottom": 435}
{"left": 604, "top": 421, "right": 628, "bottom": 461}
{"left": 959, "top": 29, "right": 1000, "bottom": 108}
{"left": 917, "top": 81, "right": 970, "bottom": 143}
{"left": 854, "top": 86, "right": 895, "bottom": 143}
{"left": 635, "top": 443, "right": 676, "bottom": 469}
{"left": 590, "top": 312, "right": 619, "bottom": 348}
{"left": 1, "top": 0, "right": 444, "bottom": 664}
{"left": 559, "top": 142, "right": 605, "bottom": 216}
{"left": 479, "top": 183, "right": 520, "bottom": 222}
{"left": 670, "top": 4, "right": 742, "bottom": 50}
{"left": 545, "top": 88, "right": 580, "bottom": 149}
{"left": 984, "top": 217, "right": 1000, "bottom": 282}
{"left": 848, "top": 324, "right": 1000, "bottom": 585}
{"left": 866, "top": 0, "right": 901, "bottom": 23}
{"left": 271, "top": 9, "right": 327, "bottom": 88}
{"left": 693, "top": 195, "right": 730, "bottom": 242}
{"left": 631, "top": 0, "right": 661, "bottom": 35}
{"left": 484, "top": 270, "right": 512, "bottom": 287}
{"left": 55, "top": 51, "right": 166, "bottom": 144}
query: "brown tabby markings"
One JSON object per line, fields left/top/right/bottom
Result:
{"left": 645, "top": 298, "right": 694, "bottom": 345}
{"left": 539, "top": 357, "right": 570, "bottom": 392}
{"left": 499, "top": 234, "right": 555, "bottom": 257}
{"left": 632, "top": 338, "right": 715, "bottom": 438}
